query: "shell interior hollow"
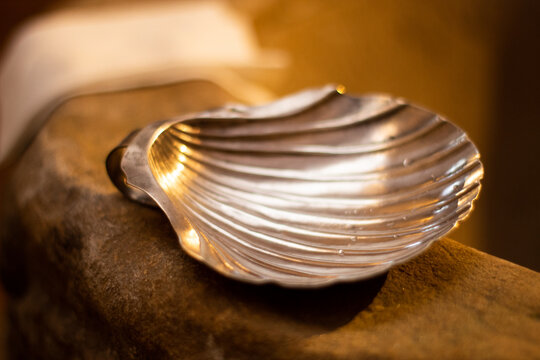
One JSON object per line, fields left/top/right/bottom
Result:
{"left": 143, "top": 86, "right": 483, "bottom": 287}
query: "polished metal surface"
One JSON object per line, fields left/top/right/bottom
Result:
{"left": 107, "top": 85, "right": 483, "bottom": 287}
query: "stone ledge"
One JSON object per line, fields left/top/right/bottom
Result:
{"left": 1, "top": 81, "right": 539, "bottom": 359}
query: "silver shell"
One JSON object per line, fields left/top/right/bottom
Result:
{"left": 107, "top": 85, "right": 483, "bottom": 287}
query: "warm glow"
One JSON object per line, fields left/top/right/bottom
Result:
{"left": 336, "top": 84, "right": 346, "bottom": 94}
{"left": 183, "top": 228, "right": 201, "bottom": 253}
{"left": 180, "top": 144, "right": 188, "bottom": 153}
{"left": 161, "top": 162, "right": 184, "bottom": 189}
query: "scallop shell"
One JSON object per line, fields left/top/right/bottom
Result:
{"left": 107, "top": 85, "right": 483, "bottom": 287}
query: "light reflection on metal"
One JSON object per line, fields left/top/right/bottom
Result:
{"left": 182, "top": 228, "right": 201, "bottom": 254}
{"left": 106, "top": 85, "right": 483, "bottom": 288}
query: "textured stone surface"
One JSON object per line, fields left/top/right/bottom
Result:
{"left": 1, "top": 81, "right": 539, "bottom": 359}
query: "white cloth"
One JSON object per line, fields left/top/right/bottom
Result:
{"left": 0, "top": 1, "right": 286, "bottom": 165}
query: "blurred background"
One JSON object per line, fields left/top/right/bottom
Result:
{"left": 0, "top": 1, "right": 538, "bottom": 357}
{"left": 0, "top": 0, "right": 538, "bottom": 268}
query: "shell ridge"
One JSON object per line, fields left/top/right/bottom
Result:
{"left": 113, "top": 85, "right": 484, "bottom": 287}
